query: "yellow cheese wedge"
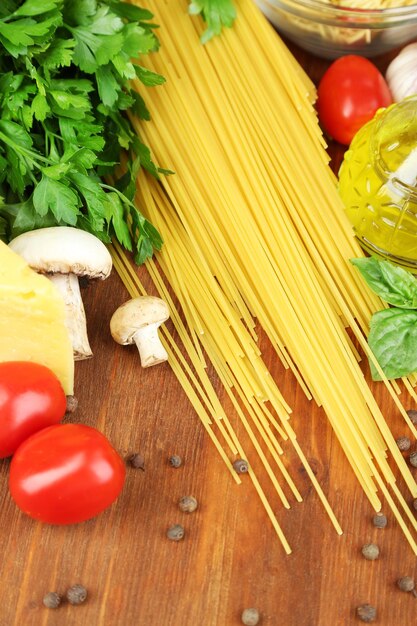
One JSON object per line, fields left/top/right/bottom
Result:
{"left": 0, "top": 241, "right": 74, "bottom": 394}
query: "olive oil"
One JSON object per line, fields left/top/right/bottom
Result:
{"left": 339, "top": 97, "right": 417, "bottom": 269}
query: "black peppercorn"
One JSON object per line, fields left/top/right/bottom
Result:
{"left": 167, "top": 524, "right": 185, "bottom": 541}
{"left": 233, "top": 459, "right": 249, "bottom": 474}
{"left": 179, "top": 495, "right": 198, "bottom": 513}
{"left": 356, "top": 604, "right": 377, "bottom": 623}
{"left": 406, "top": 409, "right": 417, "bottom": 424}
{"left": 409, "top": 452, "right": 417, "bottom": 468}
{"left": 128, "top": 453, "right": 145, "bottom": 470}
{"left": 65, "top": 395, "right": 78, "bottom": 414}
{"left": 397, "top": 576, "right": 417, "bottom": 596}
{"left": 169, "top": 455, "right": 182, "bottom": 468}
{"left": 66, "top": 584, "right": 88, "bottom": 605}
{"left": 372, "top": 512, "right": 387, "bottom": 528}
{"left": 43, "top": 592, "right": 62, "bottom": 609}
{"left": 361, "top": 543, "right": 380, "bottom": 561}
{"left": 241, "top": 607, "right": 260, "bottom": 625}
{"left": 396, "top": 436, "right": 411, "bottom": 451}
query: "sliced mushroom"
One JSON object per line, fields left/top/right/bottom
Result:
{"left": 9, "top": 227, "right": 112, "bottom": 360}
{"left": 110, "top": 296, "right": 170, "bottom": 367}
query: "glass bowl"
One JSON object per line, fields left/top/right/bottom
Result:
{"left": 255, "top": 0, "right": 417, "bottom": 59}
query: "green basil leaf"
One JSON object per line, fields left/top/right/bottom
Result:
{"left": 368, "top": 308, "right": 417, "bottom": 380}
{"left": 351, "top": 256, "right": 417, "bottom": 308}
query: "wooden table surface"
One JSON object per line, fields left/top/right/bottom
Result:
{"left": 1, "top": 25, "right": 416, "bottom": 626}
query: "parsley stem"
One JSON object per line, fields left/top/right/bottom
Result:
{"left": 23, "top": 159, "right": 39, "bottom": 185}
{"left": 0, "top": 131, "right": 52, "bottom": 166}
{"left": 100, "top": 183, "right": 136, "bottom": 210}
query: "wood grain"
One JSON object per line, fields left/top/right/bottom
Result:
{"left": 1, "top": 33, "right": 416, "bottom": 626}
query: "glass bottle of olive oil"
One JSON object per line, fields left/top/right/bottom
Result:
{"left": 339, "top": 96, "right": 417, "bottom": 269}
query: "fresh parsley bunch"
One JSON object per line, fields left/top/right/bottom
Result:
{"left": 0, "top": 0, "right": 167, "bottom": 264}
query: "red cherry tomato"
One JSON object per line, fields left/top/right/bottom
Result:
{"left": 9, "top": 424, "right": 126, "bottom": 525}
{"left": 0, "top": 361, "right": 67, "bottom": 458}
{"left": 316, "top": 55, "right": 393, "bottom": 145}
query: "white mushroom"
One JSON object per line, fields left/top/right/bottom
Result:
{"left": 110, "top": 296, "right": 170, "bottom": 367}
{"left": 9, "top": 227, "right": 112, "bottom": 360}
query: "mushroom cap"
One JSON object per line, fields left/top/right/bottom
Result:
{"left": 110, "top": 296, "right": 170, "bottom": 345}
{"left": 9, "top": 227, "right": 112, "bottom": 279}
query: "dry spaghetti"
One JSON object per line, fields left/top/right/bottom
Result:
{"left": 112, "top": 0, "right": 417, "bottom": 553}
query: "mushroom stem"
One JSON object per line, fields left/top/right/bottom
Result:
{"left": 49, "top": 273, "right": 92, "bottom": 360}
{"left": 132, "top": 325, "right": 168, "bottom": 367}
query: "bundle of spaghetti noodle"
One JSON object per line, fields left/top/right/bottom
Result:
{"left": 113, "top": 0, "right": 417, "bottom": 552}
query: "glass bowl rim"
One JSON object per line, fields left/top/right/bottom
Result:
{"left": 260, "top": 0, "right": 417, "bottom": 23}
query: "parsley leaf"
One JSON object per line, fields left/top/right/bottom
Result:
{"left": 38, "top": 38, "right": 75, "bottom": 72}
{"left": 33, "top": 176, "right": 79, "bottom": 223}
{"left": 134, "top": 65, "right": 166, "bottom": 87}
{"left": 189, "top": 0, "right": 236, "bottom": 43}
{"left": 12, "top": 0, "right": 61, "bottom": 17}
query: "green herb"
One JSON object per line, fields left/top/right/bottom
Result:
{"left": 351, "top": 256, "right": 417, "bottom": 380}
{"left": 368, "top": 308, "right": 417, "bottom": 380}
{"left": 350, "top": 256, "right": 417, "bottom": 308}
{"left": 188, "top": 0, "right": 236, "bottom": 43}
{"left": 0, "top": 0, "right": 167, "bottom": 264}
